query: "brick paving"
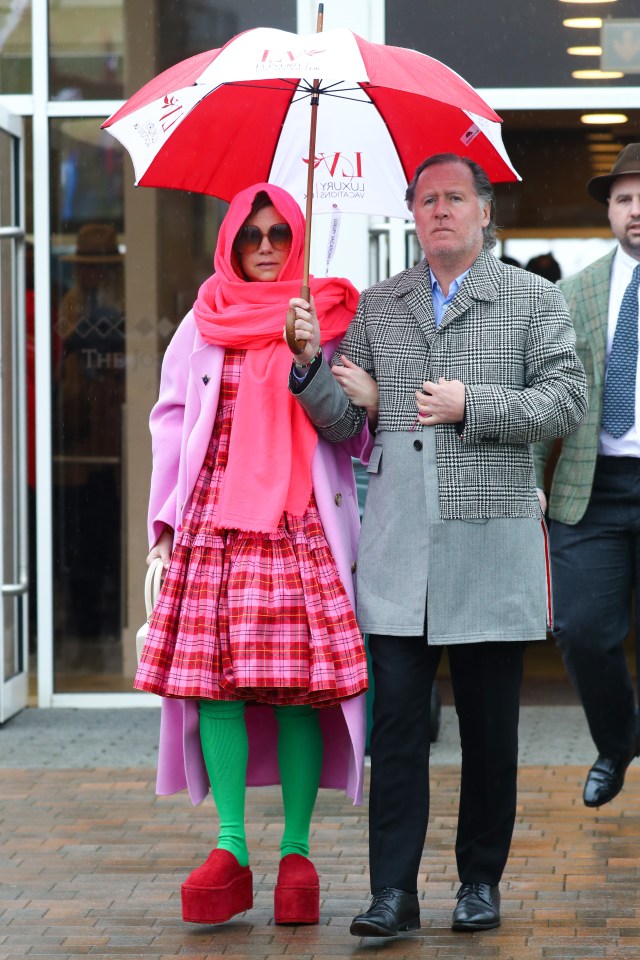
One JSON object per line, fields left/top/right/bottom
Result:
{"left": 3, "top": 762, "right": 640, "bottom": 959}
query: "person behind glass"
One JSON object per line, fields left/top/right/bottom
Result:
{"left": 535, "top": 144, "right": 640, "bottom": 810}
{"left": 499, "top": 254, "right": 522, "bottom": 268}
{"left": 55, "top": 223, "right": 125, "bottom": 643}
{"left": 135, "top": 183, "right": 375, "bottom": 927}
{"left": 288, "top": 153, "right": 587, "bottom": 937}
{"left": 526, "top": 252, "right": 562, "bottom": 284}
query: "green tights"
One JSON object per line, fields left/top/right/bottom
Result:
{"left": 198, "top": 700, "right": 323, "bottom": 867}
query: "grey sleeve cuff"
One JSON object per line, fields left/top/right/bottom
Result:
{"left": 290, "top": 354, "right": 349, "bottom": 426}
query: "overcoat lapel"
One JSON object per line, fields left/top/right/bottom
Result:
{"left": 395, "top": 262, "right": 437, "bottom": 346}
{"left": 579, "top": 251, "right": 613, "bottom": 376}
{"left": 392, "top": 251, "right": 502, "bottom": 339}
{"left": 438, "top": 250, "right": 501, "bottom": 330}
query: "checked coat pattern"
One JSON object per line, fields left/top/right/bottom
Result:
{"left": 326, "top": 250, "right": 588, "bottom": 521}
{"left": 534, "top": 249, "right": 615, "bottom": 525}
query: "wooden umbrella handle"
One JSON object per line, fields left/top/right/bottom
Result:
{"left": 286, "top": 6, "right": 323, "bottom": 356}
{"left": 285, "top": 284, "right": 311, "bottom": 354}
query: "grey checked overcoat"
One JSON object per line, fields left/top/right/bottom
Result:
{"left": 293, "top": 250, "right": 588, "bottom": 640}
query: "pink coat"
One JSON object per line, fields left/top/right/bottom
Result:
{"left": 148, "top": 312, "right": 371, "bottom": 805}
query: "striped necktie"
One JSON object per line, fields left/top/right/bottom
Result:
{"left": 601, "top": 263, "right": 640, "bottom": 439}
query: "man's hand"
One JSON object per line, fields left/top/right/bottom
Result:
{"left": 536, "top": 488, "right": 548, "bottom": 514}
{"left": 333, "top": 356, "right": 379, "bottom": 429}
{"left": 286, "top": 295, "right": 321, "bottom": 365}
{"left": 415, "top": 378, "right": 465, "bottom": 425}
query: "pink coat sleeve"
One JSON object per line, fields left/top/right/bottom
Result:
{"left": 147, "top": 318, "right": 194, "bottom": 547}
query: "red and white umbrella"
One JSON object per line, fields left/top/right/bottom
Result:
{"left": 103, "top": 24, "right": 519, "bottom": 222}
{"left": 103, "top": 15, "right": 519, "bottom": 351}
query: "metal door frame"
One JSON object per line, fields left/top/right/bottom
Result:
{"left": 0, "top": 102, "right": 28, "bottom": 723}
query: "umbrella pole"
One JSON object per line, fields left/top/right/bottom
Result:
{"left": 286, "top": 3, "right": 324, "bottom": 355}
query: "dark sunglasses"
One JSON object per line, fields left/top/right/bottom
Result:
{"left": 234, "top": 222, "right": 292, "bottom": 254}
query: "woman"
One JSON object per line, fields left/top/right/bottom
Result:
{"left": 135, "top": 183, "right": 375, "bottom": 927}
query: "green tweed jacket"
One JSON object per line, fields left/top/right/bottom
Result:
{"left": 534, "top": 248, "right": 615, "bottom": 525}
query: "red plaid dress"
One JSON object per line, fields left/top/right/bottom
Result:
{"left": 134, "top": 349, "right": 368, "bottom": 707}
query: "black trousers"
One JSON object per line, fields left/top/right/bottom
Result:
{"left": 550, "top": 456, "right": 640, "bottom": 758}
{"left": 367, "top": 634, "right": 524, "bottom": 893}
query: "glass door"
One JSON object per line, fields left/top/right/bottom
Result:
{"left": 0, "top": 102, "right": 27, "bottom": 723}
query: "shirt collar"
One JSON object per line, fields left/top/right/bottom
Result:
{"left": 615, "top": 244, "right": 640, "bottom": 276}
{"left": 429, "top": 266, "right": 470, "bottom": 300}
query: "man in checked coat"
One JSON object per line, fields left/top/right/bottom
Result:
{"left": 535, "top": 144, "right": 640, "bottom": 812}
{"left": 287, "top": 153, "right": 587, "bottom": 936}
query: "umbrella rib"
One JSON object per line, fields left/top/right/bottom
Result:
{"left": 291, "top": 86, "right": 375, "bottom": 105}
{"left": 220, "top": 79, "right": 373, "bottom": 103}
{"left": 317, "top": 90, "right": 375, "bottom": 103}
{"left": 222, "top": 80, "right": 300, "bottom": 92}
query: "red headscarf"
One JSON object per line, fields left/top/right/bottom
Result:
{"left": 192, "top": 183, "right": 358, "bottom": 533}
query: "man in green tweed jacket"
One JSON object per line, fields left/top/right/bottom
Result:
{"left": 535, "top": 143, "right": 640, "bottom": 810}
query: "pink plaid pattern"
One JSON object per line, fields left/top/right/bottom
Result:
{"left": 135, "top": 350, "right": 368, "bottom": 707}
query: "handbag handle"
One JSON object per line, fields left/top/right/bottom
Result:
{"left": 144, "top": 557, "right": 165, "bottom": 617}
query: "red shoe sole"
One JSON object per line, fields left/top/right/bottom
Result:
{"left": 274, "top": 883, "right": 319, "bottom": 924}
{"left": 182, "top": 870, "right": 253, "bottom": 924}
{"left": 274, "top": 856, "right": 320, "bottom": 924}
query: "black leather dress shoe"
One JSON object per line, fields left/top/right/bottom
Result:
{"left": 350, "top": 888, "right": 420, "bottom": 937}
{"left": 451, "top": 882, "right": 500, "bottom": 931}
{"left": 583, "top": 723, "right": 640, "bottom": 808}
{"left": 583, "top": 750, "right": 637, "bottom": 807}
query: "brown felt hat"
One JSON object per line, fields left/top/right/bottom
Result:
{"left": 61, "top": 223, "right": 123, "bottom": 263}
{"left": 587, "top": 143, "right": 640, "bottom": 205}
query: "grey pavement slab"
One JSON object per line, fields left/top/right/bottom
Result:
{"left": 0, "top": 704, "right": 597, "bottom": 768}
{"left": 0, "top": 705, "right": 160, "bottom": 768}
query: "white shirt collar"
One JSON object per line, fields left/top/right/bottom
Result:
{"left": 614, "top": 244, "right": 640, "bottom": 276}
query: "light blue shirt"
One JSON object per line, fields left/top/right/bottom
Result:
{"left": 430, "top": 267, "right": 470, "bottom": 327}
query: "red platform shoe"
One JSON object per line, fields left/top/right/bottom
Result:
{"left": 181, "top": 849, "right": 253, "bottom": 924}
{"left": 274, "top": 854, "right": 320, "bottom": 924}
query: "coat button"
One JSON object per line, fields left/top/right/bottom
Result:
{"left": 351, "top": 561, "right": 357, "bottom": 573}
{"left": 413, "top": 439, "right": 423, "bottom": 451}
{"left": 335, "top": 493, "right": 343, "bottom": 505}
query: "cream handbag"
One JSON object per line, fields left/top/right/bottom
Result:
{"left": 135, "top": 557, "right": 165, "bottom": 663}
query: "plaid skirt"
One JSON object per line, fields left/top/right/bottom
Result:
{"left": 134, "top": 349, "right": 368, "bottom": 707}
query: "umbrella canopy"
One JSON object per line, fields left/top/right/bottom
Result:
{"left": 102, "top": 25, "right": 519, "bottom": 221}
